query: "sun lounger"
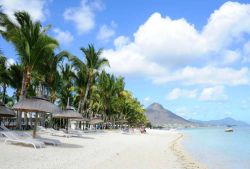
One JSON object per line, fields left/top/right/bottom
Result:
{"left": 24, "top": 132, "right": 61, "bottom": 146}
{"left": 37, "top": 126, "right": 72, "bottom": 138}
{"left": 0, "top": 131, "right": 45, "bottom": 149}
{"left": 1, "top": 125, "right": 61, "bottom": 146}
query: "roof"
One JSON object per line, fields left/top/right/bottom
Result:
{"left": 0, "top": 102, "right": 16, "bottom": 117}
{"left": 53, "top": 107, "right": 83, "bottom": 119}
{"left": 13, "top": 97, "right": 62, "bottom": 114}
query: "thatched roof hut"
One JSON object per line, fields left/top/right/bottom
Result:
{"left": 13, "top": 96, "right": 62, "bottom": 138}
{"left": 0, "top": 102, "right": 15, "bottom": 117}
{"left": 13, "top": 97, "right": 62, "bottom": 114}
{"left": 53, "top": 107, "right": 83, "bottom": 119}
{"left": 89, "top": 118, "right": 104, "bottom": 125}
{"left": 53, "top": 107, "right": 83, "bottom": 133}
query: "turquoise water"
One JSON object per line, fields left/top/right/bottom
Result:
{"left": 181, "top": 127, "right": 250, "bottom": 169}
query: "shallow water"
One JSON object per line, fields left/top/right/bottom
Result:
{"left": 181, "top": 127, "right": 250, "bottom": 169}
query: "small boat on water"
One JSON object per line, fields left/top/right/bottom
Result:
{"left": 225, "top": 128, "right": 234, "bottom": 132}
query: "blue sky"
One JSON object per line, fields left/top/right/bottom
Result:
{"left": 1, "top": 0, "right": 250, "bottom": 122}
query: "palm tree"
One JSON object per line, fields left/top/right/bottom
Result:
{"left": 80, "top": 44, "right": 109, "bottom": 111}
{"left": 40, "top": 51, "right": 71, "bottom": 103}
{"left": 9, "top": 63, "right": 23, "bottom": 101}
{"left": 0, "top": 55, "right": 10, "bottom": 103}
{"left": 70, "top": 56, "right": 87, "bottom": 113}
{"left": 0, "top": 11, "right": 58, "bottom": 98}
{"left": 58, "top": 63, "right": 74, "bottom": 109}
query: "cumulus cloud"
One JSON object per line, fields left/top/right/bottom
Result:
{"left": 221, "top": 50, "right": 241, "bottom": 65}
{"left": 64, "top": 0, "right": 104, "bottom": 34}
{"left": 0, "top": 0, "right": 49, "bottom": 21}
{"left": 114, "top": 36, "right": 130, "bottom": 49}
{"left": 102, "top": 2, "right": 250, "bottom": 86}
{"left": 97, "top": 22, "right": 116, "bottom": 42}
{"left": 53, "top": 28, "right": 74, "bottom": 45}
{"left": 167, "top": 88, "right": 198, "bottom": 100}
{"left": 155, "top": 66, "right": 249, "bottom": 86}
{"left": 199, "top": 86, "right": 228, "bottom": 101}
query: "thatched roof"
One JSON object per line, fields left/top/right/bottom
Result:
{"left": 72, "top": 117, "right": 90, "bottom": 122}
{"left": 115, "top": 119, "right": 128, "bottom": 123}
{"left": 89, "top": 118, "right": 104, "bottom": 124}
{"left": 53, "top": 107, "right": 83, "bottom": 119}
{"left": 0, "top": 102, "right": 15, "bottom": 117}
{"left": 13, "top": 97, "right": 62, "bottom": 114}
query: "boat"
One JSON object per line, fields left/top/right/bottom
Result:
{"left": 225, "top": 128, "right": 234, "bottom": 132}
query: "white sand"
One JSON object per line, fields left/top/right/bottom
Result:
{"left": 0, "top": 129, "right": 204, "bottom": 169}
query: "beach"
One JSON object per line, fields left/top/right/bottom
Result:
{"left": 0, "top": 129, "right": 204, "bottom": 169}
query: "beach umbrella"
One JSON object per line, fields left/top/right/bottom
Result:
{"left": 0, "top": 102, "right": 16, "bottom": 125}
{"left": 53, "top": 99, "right": 83, "bottom": 133}
{"left": 13, "top": 96, "right": 62, "bottom": 138}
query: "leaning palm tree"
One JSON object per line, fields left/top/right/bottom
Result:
{"left": 80, "top": 44, "right": 109, "bottom": 111}
{"left": 0, "top": 11, "right": 58, "bottom": 98}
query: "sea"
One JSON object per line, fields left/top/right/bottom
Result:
{"left": 181, "top": 127, "right": 250, "bottom": 169}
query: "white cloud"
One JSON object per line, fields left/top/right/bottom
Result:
{"left": 154, "top": 66, "right": 249, "bottom": 86}
{"left": 97, "top": 23, "right": 116, "bottom": 42}
{"left": 199, "top": 86, "right": 228, "bottom": 101}
{"left": 243, "top": 41, "right": 250, "bottom": 63}
{"left": 114, "top": 36, "right": 130, "bottom": 49}
{"left": 175, "top": 107, "right": 196, "bottom": 118}
{"left": 167, "top": 88, "right": 198, "bottom": 100}
{"left": 221, "top": 50, "right": 241, "bottom": 65}
{"left": 143, "top": 96, "right": 152, "bottom": 106}
{"left": 6, "top": 58, "right": 15, "bottom": 67}
{"left": 103, "top": 2, "right": 250, "bottom": 86}
{"left": 53, "top": 28, "right": 73, "bottom": 45}
{"left": 0, "top": 0, "right": 49, "bottom": 21}
{"left": 64, "top": 0, "right": 104, "bottom": 34}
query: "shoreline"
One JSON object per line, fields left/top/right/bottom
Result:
{"left": 0, "top": 129, "right": 207, "bottom": 169}
{"left": 171, "top": 132, "right": 208, "bottom": 169}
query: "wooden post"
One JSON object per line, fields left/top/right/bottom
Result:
{"left": 32, "top": 112, "right": 38, "bottom": 138}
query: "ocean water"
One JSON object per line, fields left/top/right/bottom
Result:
{"left": 181, "top": 127, "right": 250, "bottom": 169}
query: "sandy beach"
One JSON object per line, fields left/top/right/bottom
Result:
{"left": 0, "top": 129, "right": 206, "bottom": 169}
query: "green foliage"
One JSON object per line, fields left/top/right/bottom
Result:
{"left": 0, "top": 10, "right": 148, "bottom": 127}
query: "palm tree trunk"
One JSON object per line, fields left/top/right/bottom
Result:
{"left": 24, "top": 112, "right": 28, "bottom": 129}
{"left": 2, "top": 83, "right": 7, "bottom": 103}
{"left": 18, "top": 69, "right": 31, "bottom": 129}
{"left": 82, "top": 74, "right": 91, "bottom": 112}
{"left": 32, "top": 112, "right": 38, "bottom": 138}
{"left": 29, "top": 112, "right": 33, "bottom": 129}
{"left": 41, "top": 113, "right": 45, "bottom": 127}
{"left": 77, "top": 98, "right": 82, "bottom": 113}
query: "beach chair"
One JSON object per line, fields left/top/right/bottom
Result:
{"left": 0, "top": 131, "right": 45, "bottom": 149}
{"left": 24, "top": 132, "right": 61, "bottom": 146}
{"left": 61, "top": 128, "right": 88, "bottom": 137}
{"left": 37, "top": 126, "right": 72, "bottom": 138}
{"left": 1, "top": 124, "right": 61, "bottom": 146}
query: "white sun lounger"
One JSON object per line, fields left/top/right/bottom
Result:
{"left": 0, "top": 131, "right": 45, "bottom": 149}
{"left": 1, "top": 125, "right": 61, "bottom": 146}
{"left": 37, "top": 126, "right": 72, "bottom": 138}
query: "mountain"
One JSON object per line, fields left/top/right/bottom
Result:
{"left": 189, "top": 117, "right": 249, "bottom": 126}
{"left": 145, "top": 103, "right": 194, "bottom": 127}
